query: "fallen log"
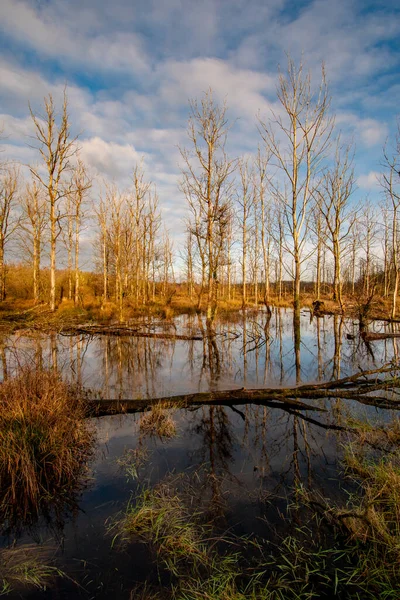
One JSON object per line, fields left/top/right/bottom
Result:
{"left": 361, "top": 331, "right": 400, "bottom": 342}
{"left": 61, "top": 324, "right": 203, "bottom": 341}
{"left": 86, "top": 363, "right": 400, "bottom": 418}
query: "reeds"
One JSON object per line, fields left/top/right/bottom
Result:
{"left": 0, "top": 366, "right": 94, "bottom": 529}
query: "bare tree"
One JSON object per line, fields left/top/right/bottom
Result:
{"left": 310, "top": 202, "right": 325, "bottom": 300}
{"left": 71, "top": 160, "right": 92, "bottom": 305}
{"left": 19, "top": 180, "right": 47, "bottom": 303}
{"left": 236, "top": 158, "right": 254, "bottom": 308}
{"left": 180, "top": 89, "right": 236, "bottom": 327}
{"left": 29, "top": 91, "right": 77, "bottom": 311}
{"left": 259, "top": 57, "right": 333, "bottom": 321}
{"left": 315, "top": 141, "right": 356, "bottom": 311}
{"left": 0, "top": 166, "right": 19, "bottom": 300}
{"left": 255, "top": 149, "right": 272, "bottom": 308}
{"left": 94, "top": 193, "right": 111, "bottom": 306}
{"left": 381, "top": 126, "right": 400, "bottom": 318}
{"left": 359, "top": 201, "right": 379, "bottom": 298}
{"left": 128, "top": 164, "right": 151, "bottom": 306}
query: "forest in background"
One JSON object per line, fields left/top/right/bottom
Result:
{"left": 0, "top": 57, "right": 399, "bottom": 324}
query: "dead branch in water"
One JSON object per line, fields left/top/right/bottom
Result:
{"left": 87, "top": 362, "right": 400, "bottom": 418}
{"left": 60, "top": 324, "right": 203, "bottom": 341}
{"left": 361, "top": 331, "right": 400, "bottom": 342}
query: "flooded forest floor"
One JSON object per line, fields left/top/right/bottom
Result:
{"left": 1, "top": 299, "right": 400, "bottom": 598}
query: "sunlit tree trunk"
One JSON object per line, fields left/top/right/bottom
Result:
{"left": 30, "top": 91, "right": 77, "bottom": 311}
{"left": 0, "top": 167, "right": 19, "bottom": 301}
{"left": 381, "top": 130, "right": 400, "bottom": 318}
{"left": 73, "top": 161, "right": 91, "bottom": 306}
{"left": 180, "top": 89, "right": 236, "bottom": 327}
{"left": 259, "top": 57, "right": 333, "bottom": 321}
{"left": 255, "top": 149, "right": 271, "bottom": 307}
{"left": 237, "top": 158, "right": 253, "bottom": 308}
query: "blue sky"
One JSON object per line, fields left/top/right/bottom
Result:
{"left": 0, "top": 0, "right": 399, "bottom": 259}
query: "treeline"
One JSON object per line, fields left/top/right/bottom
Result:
{"left": 0, "top": 93, "right": 175, "bottom": 316}
{"left": 180, "top": 58, "right": 400, "bottom": 323}
{"left": 0, "top": 57, "right": 399, "bottom": 322}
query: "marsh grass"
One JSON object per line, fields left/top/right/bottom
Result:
{"left": 115, "top": 421, "right": 400, "bottom": 600}
{"left": 139, "top": 403, "right": 177, "bottom": 439}
{"left": 291, "top": 419, "right": 400, "bottom": 598}
{"left": 115, "top": 481, "right": 351, "bottom": 600}
{"left": 338, "top": 419, "right": 400, "bottom": 549}
{"left": 117, "top": 445, "right": 149, "bottom": 481}
{"left": 114, "top": 483, "right": 210, "bottom": 577}
{"left": 0, "top": 544, "right": 63, "bottom": 595}
{"left": 0, "top": 367, "right": 94, "bottom": 530}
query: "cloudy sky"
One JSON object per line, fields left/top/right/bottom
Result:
{"left": 0, "top": 0, "right": 399, "bottom": 263}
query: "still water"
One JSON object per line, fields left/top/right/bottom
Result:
{"left": 2, "top": 308, "right": 399, "bottom": 397}
{"left": 1, "top": 308, "right": 400, "bottom": 598}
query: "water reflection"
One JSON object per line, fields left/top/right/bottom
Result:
{"left": 1, "top": 309, "right": 400, "bottom": 399}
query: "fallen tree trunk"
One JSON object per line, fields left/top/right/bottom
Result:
{"left": 86, "top": 363, "right": 400, "bottom": 418}
{"left": 61, "top": 324, "right": 203, "bottom": 341}
{"left": 361, "top": 331, "right": 400, "bottom": 342}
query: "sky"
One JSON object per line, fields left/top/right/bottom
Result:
{"left": 0, "top": 0, "right": 399, "bottom": 268}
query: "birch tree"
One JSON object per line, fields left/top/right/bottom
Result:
{"left": 258, "top": 57, "right": 333, "bottom": 321}
{"left": 19, "top": 181, "right": 47, "bottom": 303}
{"left": 315, "top": 141, "right": 356, "bottom": 311}
{"left": 29, "top": 91, "right": 77, "bottom": 311}
{"left": 0, "top": 166, "right": 19, "bottom": 300}
{"left": 180, "top": 89, "right": 236, "bottom": 326}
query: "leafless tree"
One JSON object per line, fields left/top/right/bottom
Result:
{"left": 236, "top": 158, "right": 254, "bottom": 308}
{"left": 359, "top": 201, "right": 379, "bottom": 298}
{"left": 259, "top": 56, "right": 333, "bottom": 321}
{"left": 315, "top": 141, "right": 356, "bottom": 311}
{"left": 381, "top": 125, "right": 400, "bottom": 318}
{"left": 255, "top": 148, "right": 272, "bottom": 308}
{"left": 71, "top": 160, "right": 92, "bottom": 305}
{"left": 180, "top": 89, "right": 236, "bottom": 327}
{"left": 0, "top": 166, "right": 19, "bottom": 300}
{"left": 19, "top": 180, "right": 47, "bottom": 303}
{"left": 29, "top": 90, "right": 77, "bottom": 311}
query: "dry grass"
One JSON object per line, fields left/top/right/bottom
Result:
{"left": 340, "top": 422, "right": 400, "bottom": 549}
{"left": 0, "top": 367, "right": 94, "bottom": 529}
{"left": 139, "top": 403, "right": 177, "bottom": 439}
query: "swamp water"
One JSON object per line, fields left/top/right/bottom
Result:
{"left": 1, "top": 308, "right": 400, "bottom": 598}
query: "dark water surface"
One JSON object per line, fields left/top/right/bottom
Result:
{"left": 1, "top": 309, "right": 400, "bottom": 598}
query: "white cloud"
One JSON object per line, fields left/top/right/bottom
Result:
{"left": 0, "top": 0, "right": 149, "bottom": 75}
{"left": 159, "top": 58, "right": 275, "bottom": 121}
{"left": 336, "top": 112, "right": 388, "bottom": 149}
{"left": 357, "top": 171, "right": 380, "bottom": 190}
{"left": 79, "top": 137, "right": 147, "bottom": 182}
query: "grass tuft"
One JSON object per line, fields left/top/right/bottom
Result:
{"left": 115, "top": 484, "right": 209, "bottom": 577}
{"left": 0, "top": 366, "right": 94, "bottom": 530}
{"left": 139, "top": 403, "right": 177, "bottom": 439}
{"left": 0, "top": 544, "right": 63, "bottom": 595}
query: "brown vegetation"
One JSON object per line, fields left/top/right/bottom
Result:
{"left": 0, "top": 367, "right": 94, "bottom": 530}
